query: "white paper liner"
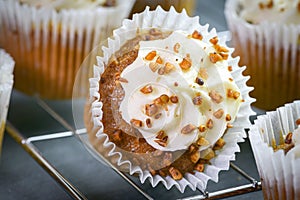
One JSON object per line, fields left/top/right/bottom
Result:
{"left": 225, "top": 0, "right": 300, "bottom": 110}
{"left": 0, "top": 0, "right": 135, "bottom": 99}
{"left": 0, "top": 49, "right": 15, "bottom": 153}
{"left": 249, "top": 101, "right": 300, "bottom": 199}
{"left": 88, "top": 6, "right": 256, "bottom": 192}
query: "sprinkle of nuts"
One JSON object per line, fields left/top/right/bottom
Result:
{"left": 169, "top": 167, "right": 183, "bottom": 180}
{"left": 156, "top": 56, "right": 163, "bottom": 64}
{"left": 195, "top": 77, "right": 204, "bottom": 86}
{"left": 225, "top": 114, "right": 232, "bottom": 121}
{"left": 209, "top": 90, "right": 223, "bottom": 104}
{"left": 193, "top": 95, "right": 202, "bottom": 105}
{"left": 227, "top": 123, "right": 233, "bottom": 128}
{"left": 209, "top": 52, "right": 223, "bottom": 63}
{"left": 213, "top": 138, "right": 226, "bottom": 150}
{"left": 160, "top": 94, "right": 170, "bottom": 104}
{"left": 164, "top": 62, "right": 175, "bottom": 74}
{"left": 191, "top": 30, "right": 203, "bottom": 40}
{"left": 196, "top": 137, "right": 210, "bottom": 146}
{"left": 154, "top": 113, "right": 162, "bottom": 119}
{"left": 214, "top": 44, "right": 229, "bottom": 53}
{"left": 145, "top": 103, "right": 159, "bottom": 117}
{"left": 209, "top": 36, "right": 218, "bottom": 45}
{"left": 213, "top": 108, "right": 224, "bottom": 119}
{"left": 170, "top": 95, "right": 179, "bottom": 103}
{"left": 155, "top": 136, "right": 168, "bottom": 147}
{"left": 140, "top": 85, "right": 153, "bottom": 94}
{"left": 111, "top": 130, "right": 122, "bottom": 142}
{"left": 285, "top": 132, "right": 293, "bottom": 144}
{"left": 198, "top": 125, "right": 206, "bottom": 132}
{"left": 296, "top": 118, "right": 300, "bottom": 126}
{"left": 189, "top": 144, "right": 199, "bottom": 153}
{"left": 173, "top": 42, "right": 180, "bottom": 53}
{"left": 206, "top": 119, "right": 213, "bottom": 129}
{"left": 130, "top": 119, "right": 143, "bottom": 128}
{"left": 194, "top": 163, "right": 205, "bottom": 172}
{"left": 158, "top": 67, "right": 165, "bottom": 75}
{"left": 146, "top": 118, "right": 152, "bottom": 128}
{"left": 156, "top": 130, "right": 165, "bottom": 139}
{"left": 233, "top": 91, "right": 240, "bottom": 99}
{"left": 179, "top": 57, "right": 192, "bottom": 70}
{"left": 145, "top": 50, "right": 157, "bottom": 61}
{"left": 149, "top": 62, "right": 159, "bottom": 72}
{"left": 228, "top": 66, "right": 233, "bottom": 71}
{"left": 202, "top": 148, "right": 215, "bottom": 160}
{"left": 199, "top": 68, "right": 208, "bottom": 79}
{"left": 190, "top": 151, "right": 201, "bottom": 163}
{"left": 219, "top": 52, "right": 229, "bottom": 60}
{"left": 181, "top": 124, "right": 197, "bottom": 134}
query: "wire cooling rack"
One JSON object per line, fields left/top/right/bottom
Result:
{"left": 5, "top": 96, "right": 262, "bottom": 200}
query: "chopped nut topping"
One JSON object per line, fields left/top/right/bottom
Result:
{"left": 155, "top": 136, "right": 168, "bottom": 147}
{"left": 206, "top": 119, "right": 213, "bottom": 129}
{"left": 198, "top": 125, "right": 206, "bottom": 132}
{"left": 154, "top": 113, "right": 162, "bottom": 119}
{"left": 213, "top": 108, "right": 224, "bottom": 119}
{"left": 194, "top": 163, "right": 205, "bottom": 172}
{"left": 214, "top": 44, "right": 229, "bottom": 53}
{"left": 146, "top": 118, "right": 152, "bottom": 128}
{"left": 199, "top": 68, "right": 208, "bottom": 79}
{"left": 227, "top": 89, "right": 234, "bottom": 98}
{"left": 145, "top": 103, "right": 159, "bottom": 117}
{"left": 209, "top": 36, "right": 218, "bottom": 45}
{"left": 203, "top": 148, "right": 215, "bottom": 160}
{"left": 164, "top": 62, "right": 175, "bottom": 74}
{"left": 174, "top": 82, "right": 179, "bottom": 87}
{"left": 156, "top": 56, "right": 163, "bottom": 64}
{"left": 296, "top": 118, "right": 300, "bottom": 126}
{"left": 227, "top": 123, "right": 233, "bottom": 128}
{"left": 225, "top": 114, "right": 231, "bottom": 121}
{"left": 140, "top": 85, "right": 153, "bottom": 94}
{"left": 173, "top": 42, "right": 180, "bottom": 53}
{"left": 195, "top": 77, "right": 204, "bottom": 86}
{"left": 193, "top": 95, "right": 202, "bottom": 105}
{"left": 158, "top": 67, "right": 165, "bottom": 75}
{"left": 191, "top": 30, "right": 203, "bottom": 40}
{"left": 196, "top": 137, "right": 210, "bottom": 146}
{"left": 189, "top": 144, "right": 199, "bottom": 153}
{"left": 190, "top": 151, "right": 201, "bottom": 163}
{"left": 156, "top": 130, "right": 165, "bottom": 139}
{"left": 170, "top": 95, "right": 179, "bottom": 103}
{"left": 219, "top": 52, "right": 228, "bottom": 60}
{"left": 160, "top": 94, "right": 169, "bottom": 104}
{"left": 285, "top": 132, "right": 293, "bottom": 144}
{"left": 213, "top": 138, "right": 226, "bottom": 150}
{"left": 181, "top": 124, "right": 197, "bottom": 134}
{"left": 130, "top": 119, "right": 143, "bottom": 127}
{"left": 111, "top": 130, "right": 122, "bottom": 142}
{"left": 169, "top": 167, "right": 183, "bottom": 180}
{"left": 145, "top": 50, "right": 157, "bottom": 61}
{"left": 209, "top": 52, "right": 223, "bottom": 63}
{"left": 229, "top": 78, "right": 233, "bottom": 82}
{"left": 179, "top": 57, "right": 192, "bottom": 70}
{"left": 228, "top": 66, "right": 233, "bottom": 71}
{"left": 209, "top": 90, "right": 223, "bottom": 104}
{"left": 149, "top": 62, "right": 159, "bottom": 72}
{"left": 233, "top": 91, "right": 240, "bottom": 100}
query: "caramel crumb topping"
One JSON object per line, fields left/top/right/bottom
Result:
{"left": 145, "top": 103, "right": 159, "bottom": 117}
{"left": 227, "top": 89, "right": 240, "bottom": 100}
{"left": 296, "top": 118, "right": 300, "bottom": 126}
{"left": 164, "top": 62, "right": 175, "bottom": 74}
{"left": 192, "top": 95, "right": 202, "bottom": 105}
{"left": 213, "top": 138, "right": 226, "bottom": 150}
{"left": 285, "top": 132, "right": 293, "bottom": 144}
{"left": 227, "top": 123, "right": 233, "bottom": 128}
{"left": 199, "top": 68, "right": 208, "bottom": 80}
{"left": 209, "top": 36, "right": 218, "bottom": 45}
{"left": 155, "top": 130, "right": 168, "bottom": 147}
{"left": 196, "top": 137, "right": 210, "bottom": 146}
{"left": 233, "top": 91, "right": 240, "bottom": 100}
{"left": 154, "top": 113, "right": 162, "bottom": 119}
{"left": 188, "top": 144, "right": 199, "bottom": 153}
{"left": 173, "top": 42, "right": 180, "bottom": 53}
{"left": 190, "top": 151, "right": 201, "bottom": 163}
{"left": 228, "top": 66, "right": 233, "bottom": 72}
{"left": 140, "top": 85, "right": 153, "bottom": 94}
{"left": 203, "top": 148, "right": 215, "bottom": 160}
{"left": 225, "top": 114, "right": 232, "bottom": 121}
{"left": 206, "top": 119, "right": 213, "bottom": 129}
{"left": 170, "top": 95, "right": 179, "bottom": 103}
{"left": 145, "top": 50, "right": 157, "bottom": 60}
{"left": 209, "top": 52, "right": 223, "bottom": 63}
{"left": 191, "top": 30, "right": 203, "bottom": 40}
{"left": 209, "top": 90, "right": 223, "bottom": 104}
{"left": 130, "top": 119, "right": 143, "bottom": 127}
{"left": 181, "top": 124, "right": 197, "bottom": 134}
{"left": 219, "top": 52, "right": 228, "bottom": 60}
{"left": 214, "top": 44, "right": 229, "bottom": 53}
{"left": 149, "top": 62, "right": 159, "bottom": 72}
{"left": 169, "top": 167, "right": 183, "bottom": 180}
{"left": 156, "top": 56, "right": 163, "bottom": 64}
{"left": 158, "top": 67, "right": 165, "bottom": 75}
{"left": 111, "top": 130, "right": 122, "bottom": 142}
{"left": 198, "top": 125, "right": 206, "bottom": 132}
{"left": 146, "top": 118, "right": 152, "bottom": 128}
{"left": 194, "top": 163, "right": 205, "bottom": 172}
{"left": 179, "top": 57, "right": 192, "bottom": 70}
{"left": 213, "top": 108, "right": 224, "bottom": 119}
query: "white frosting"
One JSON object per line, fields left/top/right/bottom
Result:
{"left": 19, "top": 0, "right": 108, "bottom": 10}
{"left": 119, "top": 31, "right": 242, "bottom": 152}
{"left": 286, "top": 125, "right": 300, "bottom": 158}
{"left": 238, "top": 0, "right": 300, "bottom": 24}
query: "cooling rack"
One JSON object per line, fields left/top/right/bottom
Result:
{"left": 5, "top": 96, "right": 262, "bottom": 200}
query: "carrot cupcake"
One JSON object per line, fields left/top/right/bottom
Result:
{"left": 0, "top": 0, "right": 135, "bottom": 99}
{"left": 85, "top": 6, "right": 255, "bottom": 192}
{"left": 225, "top": 0, "right": 300, "bottom": 110}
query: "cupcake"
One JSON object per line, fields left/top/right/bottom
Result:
{"left": 0, "top": 0, "right": 135, "bottom": 99}
{"left": 85, "top": 6, "right": 255, "bottom": 192}
{"left": 225, "top": 0, "right": 300, "bottom": 111}
{"left": 249, "top": 101, "right": 300, "bottom": 199}
{"left": 0, "top": 49, "right": 15, "bottom": 155}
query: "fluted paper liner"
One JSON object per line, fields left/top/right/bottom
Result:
{"left": 0, "top": 0, "right": 135, "bottom": 99}
{"left": 0, "top": 49, "right": 15, "bottom": 155}
{"left": 225, "top": 0, "right": 300, "bottom": 110}
{"left": 88, "top": 6, "right": 255, "bottom": 192}
{"left": 249, "top": 101, "right": 300, "bottom": 199}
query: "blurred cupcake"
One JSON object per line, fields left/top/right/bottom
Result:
{"left": 0, "top": 49, "right": 15, "bottom": 155}
{"left": 225, "top": 0, "right": 300, "bottom": 110}
{"left": 0, "top": 0, "right": 135, "bottom": 99}
{"left": 249, "top": 101, "right": 300, "bottom": 199}
{"left": 84, "top": 6, "right": 255, "bottom": 192}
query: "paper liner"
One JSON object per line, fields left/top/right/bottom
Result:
{"left": 0, "top": 0, "right": 135, "bottom": 99}
{"left": 0, "top": 49, "right": 15, "bottom": 154}
{"left": 88, "top": 6, "right": 255, "bottom": 192}
{"left": 225, "top": 0, "right": 300, "bottom": 111}
{"left": 249, "top": 101, "right": 300, "bottom": 199}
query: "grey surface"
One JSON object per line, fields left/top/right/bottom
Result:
{"left": 1, "top": 1, "right": 264, "bottom": 199}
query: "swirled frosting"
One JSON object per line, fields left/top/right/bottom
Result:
{"left": 238, "top": 0, "right": 300, "bottom": 24}
{"left": 119, "top": 30, "right": 242, "bottom": 152}
{"left": 19, "top": 0, "right": 111, "bottom": 10}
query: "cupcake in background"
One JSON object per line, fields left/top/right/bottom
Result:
{"left": 0, "top": 49, "right": 15, "bottom": 155}
{"left": 84, "top": 6, "right": 255, "bottom": 192}
{"left": 249, "top": 101, "right": 300, "bottom": 200}
{"left": 225, "top": 0, "right": 300, "bottom": 110}
{"left": 0, "top": 0, "right": 135, "bottom": 99}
